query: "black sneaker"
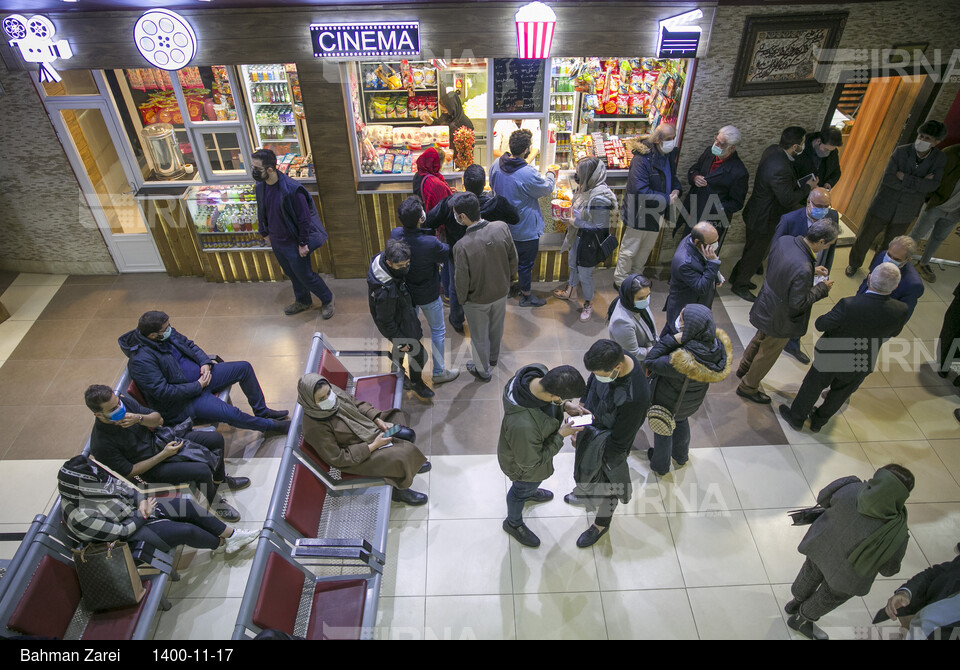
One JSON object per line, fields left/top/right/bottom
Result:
{"left": 502, "top": 519, "right": 540, "bottom": 548}
{"left": 391, "top": 488, "right": 428, "bottom": 506}
{"left": 224, "top": 475, "right": 251, "bottom": 491}
{"left": 417, "top": 461, "right": 432, "bottom": 474}
{"left": 284, "top": 301, "right": 312, "bottom": 315}
{"left": 526, "top": 489, "right": 554, "bottom": 504}
{"left": 256, "top": 408, "right": 289, "bottom": 420}
{"left": 412, "top": 383, "right": 435, "bottom": 400}
{"left": 213, "top": 495, "right": 241, "bottom": 523}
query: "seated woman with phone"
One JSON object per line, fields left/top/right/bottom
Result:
{"left": 297, "top": 373, "right": 430, "bottom": 506}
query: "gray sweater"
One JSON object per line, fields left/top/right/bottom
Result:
{"left": 798, "top": 476, "right": 909, "bottom": 596}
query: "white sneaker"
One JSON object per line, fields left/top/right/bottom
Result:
{"left": 432, "top": 368, "right": 460, "bottom": 384}
{"left": 219, "top": 528, "right": 260, "bottom": 556}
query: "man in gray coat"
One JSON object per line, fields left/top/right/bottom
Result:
{"left": 846, "top": 120, "right": 948, "bottom": 276}
{"left": 786, "top": 465, "right": 914, "bottom": 640}
{"left": 452, "top": 192, "right": 518, "bottom": 382}
{"left": 737, "top": 221, "right": 837, "bottom": 404}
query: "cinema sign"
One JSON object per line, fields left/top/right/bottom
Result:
{"left": 310, "top": 22, "right": 420, "bottom": 58}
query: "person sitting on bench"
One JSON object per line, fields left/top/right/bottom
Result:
{"left": 119, "top": 310, "right": 290, "bottom": 434}
{"left": 58, "top": 454, "right": 258, "bottom": 556}
{"left": 297, "top": 372, "right": 430, "bottom": 506}
{"left": 84, "top": 384, "right": 249, "bottom": 523}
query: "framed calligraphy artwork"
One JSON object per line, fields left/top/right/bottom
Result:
{"left": 729, "top": 13, "right": 848, "bottom": 98}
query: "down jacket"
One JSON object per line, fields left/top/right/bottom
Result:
{"left": 621, "top": 135, "right": 681, "bottom": 233}
{"left": 498, "top": 364, "right": 564, "bottom": 483}
{"left": 643, "top": 328, "right": 732, "bottom": 422}
{"left": 366, "top": 253, "right": 423, "bottom": 343}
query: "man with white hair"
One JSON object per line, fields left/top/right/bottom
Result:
{"left": 779, "top": 262, "right": 910, "bottom": 432}
{"left": 856, "top": 236, "right": 924, "bottom": 321}
{"left": 677, "top": 125, "right": 749, "bottom": 249}
{"left": 616, "top": 122, "right": 681, "bottom": 288}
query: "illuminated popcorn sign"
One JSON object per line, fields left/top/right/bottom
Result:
{"left": 310, "top": 22, "right": 420, "bottom": 58}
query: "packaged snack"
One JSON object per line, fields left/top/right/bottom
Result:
{"left": 381, "top": 152, "right": 395, "bottom": 173}
{"left": 126, "top": 69, "right": 145, "bottom": 91}
{"left": 630, "top": 73, "right": 643, "bottom": 94}
{"left": 662, "top": 75, "right": 677, "bottom": 98}
{"left": 617, "top": 96, "right": 629, "bottom": 115}
{"left": 641, "top": 58, "right": 657, "bottom": 71}
{"left": 412, "top": 67, "right": 425, "bottom": 87}
{"left": 584, "top": 94, "right": 599, "bottom": 110}
{"left": 408, "top": 96, "right": 418, "bottom": 117}
{"left": 619, "top": 60, "right": 633, "bottom": 80}
{"left": 628, "top": 94, "right": 642, "bottom": 116}
{"left": 580, "top": 108, "right": 595, "bottom": 124}
{"left": 424, "top": 67, "right": 437, "bottom": 86}
{"left": 364, "top": 69, "right": 380, "bottom": 89}
{"left": 604, "top": 100, "right": 618, "bottom": 115}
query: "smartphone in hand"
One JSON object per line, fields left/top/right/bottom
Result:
{"left": 569, "top": 414, "right": 593, "bottom": 428}
{"left": 382, "top": 424, "right": 402, "bottom": 438}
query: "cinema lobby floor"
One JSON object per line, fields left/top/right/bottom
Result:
{"left": 1, "top": 252, "right": 958, "bottom": 640}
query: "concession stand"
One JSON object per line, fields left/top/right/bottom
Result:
{"left": 0, "top": 2, "right": 714, "bottom": 280}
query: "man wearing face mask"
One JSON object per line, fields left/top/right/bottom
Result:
{"left": 794, "top": 128, "right": 844, "bottom": 194}
{"left": 846, "top": 120, "right": 948, "bottom": 277}
{"left": 251, "top": 148, "right": 334, "bottom": 319}
{"left": 737, "top": 221, "right": 837, "bottom": 404}
{"left": 120, "top": 311, "right": 290, "bottom": 434}
{"left": 498, "top": 364, "right": 586, "bottom": 548}
{"left": 84, "top": 384, "right": 249, "bottom": 523}
{"left": 368, "top": 239, "right": 434, "bottom": 400}
{"left": 663, "top": 221, "right": 723, "bottom": 337}
{"left": 677, "top": 125, "right": 749, "bottom": 248}
{"left": 856, "top": 236, "right": 924, "bottom": 321}
{"left": 730, "top": 126, "right": 813, "bottom": 302}
{"left": 771, "top": 188, "right": 841, "bottom": 364}
{"left": 616, "top": 123, "right": 682, "bottom": 288}
{"left": 565, "top": 339, "right": 648, "bottom": 548}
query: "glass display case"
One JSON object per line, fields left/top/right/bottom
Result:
{"left": 184, "top": 184, "right": 268, "bottom": 252}
{"left": 239, "top": 63, "right": 313, "bottom": 177}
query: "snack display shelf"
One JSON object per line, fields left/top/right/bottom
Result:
{"left": 363, "top": 88, "right": 436, "bottom": 94}
{"left": 202, "top": 247, "right": 271, "bottom": 253}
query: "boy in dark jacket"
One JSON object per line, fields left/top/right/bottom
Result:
{"left": 498, "top": 364, "right": 586, "bottom": 548}
{"left": 368, "top": 238, "right": 434, "bottom": 399}
{"left": 119, "top": 311, "right": 289, "bottom": 433}
{"left": 389, "top": 197, "right": 459, "bottom": 385}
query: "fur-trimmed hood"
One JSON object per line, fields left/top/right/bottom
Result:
{"left": 668, "top": 328, "right": 732, "bottom": 383}
{"left": 625, "top": 135, "right": 654, "bottom": 156}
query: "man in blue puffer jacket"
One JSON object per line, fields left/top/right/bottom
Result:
{"left": 119, "top": 310, "right": 290, "bottom": 433}
{"left": 489, "top": 129, "right": 558, "bottom": 307}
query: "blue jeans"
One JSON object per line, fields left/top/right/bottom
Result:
{"left": 651, "top": 418, "right": 690, "bottom": 476}
{"left": 506, "top": 480, "right": 543, "bottom": 527}
{"left": 514, "top": 238, "right": 540, "bottom": 294}
{"left": 179, "top": 361, "right": 274, "bottom": 432}
{"left": 416, "top": 296, "right": 446, "bottom": 375}
{"left": 447, "top": 255, "right": 464, "bottom": 329}
{"left": 272, "top": 243, "right": 333, "bottom": 306}
{"left": 568, "top": 237, "right": 596, "bottom": 301}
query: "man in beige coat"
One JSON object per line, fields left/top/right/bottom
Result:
{"left": 452, "top": 192, "right": 519, "bottom": 382}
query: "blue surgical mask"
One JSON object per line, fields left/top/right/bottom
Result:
{"left": 809, "top": 206, "right": 830, "bottom": 221}
{"left": 634, "top": 298, "right": 650, "bottom": 310}
{"left": 882, "top": 252, "right": 907, "bottom": 268}
{"left": 159, "top": 326, "right": 172, "bottom": 341}
{"left": 711, "top": 144, "right": 724, "bottom": 157}
{"left": 108, "top": 400, "right": 126, "bottom": 422}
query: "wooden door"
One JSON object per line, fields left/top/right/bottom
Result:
{"left": 831, "top": 75, "right": 929, "bottom": 229}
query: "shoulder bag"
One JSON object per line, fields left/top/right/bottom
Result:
{"left": 73, "top": 541, "right": 145, "bottom": 612}
{"left": 646, "top": 377, "right": 690, "bottom": 436}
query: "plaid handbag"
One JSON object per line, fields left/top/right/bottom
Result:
{"left": 646, "top": 378, "right": 690, "bottom": 436}
{"left": 73, "top": 541, "right": 145, "bottom": 612}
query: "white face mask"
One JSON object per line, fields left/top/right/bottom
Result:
{"left": 316, "top": 394, "right": 337, "bottom": 411}
{"left": 915, "top": 139, "right": 932, "bottom": 153}
{"left": 595, "top": 368, "right": 620, "bottom": 384}
{"left": 675, "top": 316, "right": 683, "bottom": 333}
{"left": 660, "top": 139, "right": 677, "bottom": 153}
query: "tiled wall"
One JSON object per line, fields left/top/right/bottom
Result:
{"left": 0, "top": 67, "right": 116, "bottom": 275}
{"left": 676, "top": 0, "right": 960, "bottom": 249}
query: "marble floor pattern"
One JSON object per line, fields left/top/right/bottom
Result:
{"left": 0, "top": 248, "right": 958, "bottom": 640}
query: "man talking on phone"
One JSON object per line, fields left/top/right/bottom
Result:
{"left": 498, "top": 364, "right": 587, "bottom": 548}
{"left": 565, "top": 340, "right": 650, "bottom": 548}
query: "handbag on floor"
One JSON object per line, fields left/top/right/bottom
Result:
{"left": 646, "top": 378, "right": 690, "bottom": 436}
{"left": 73, "top": 541, "right": 145, "bottom": 612}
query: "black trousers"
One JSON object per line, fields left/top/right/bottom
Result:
{"left": 130, "top": 497, "right": 227, "bottom": 552}
{"left": 787, "top": 365, "right": 868, "bottom": 423}
{"left": 847, "top": 208, "right": 913, "bottom": 270}
{"left": 938, "top": 291, "right": 960, "bottom": 372}
{"left": 392, "top": 340, "right": 428, "bottom": 386}
{"left": 731, "top": 227, "right": 775, "bottom": 291}
{"left": 142, "top": 430, "right": 226, "bottom": 504}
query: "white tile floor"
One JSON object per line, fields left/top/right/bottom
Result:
{"left": 1, "top": 252, "right": 959, "bottom": 640}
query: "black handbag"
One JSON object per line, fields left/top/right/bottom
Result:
{"left": 576, "top": 228, "right": 617, "bottom": 268}
{"left": 73, "top": 541, "right": 145, "bottom": 612}
{"left": 788, "top": 505, "right": 826, "bottom": 526}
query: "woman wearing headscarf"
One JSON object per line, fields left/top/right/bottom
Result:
{"left": 553, "top": 157, "right": 619, "bottom": 321}
{"left": 58, "top": 455, "right": 258, "bottom": 555}
{"left": 786, "top": 465, "right": 914, "bottom": 640}
{"left": 642, "top": 303, "right": 732, "bottom": 476}
{"left": 413, "top": 147, "right": 454, "bottom": 213}
{"left": 607, "top": 273, "right": 658, "bottom": 363}
{"left": 297, "top": 373, "right": 429, "bottom": 505}
{"left": 420, "top": 90, "right": 475, "bottom": 144}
